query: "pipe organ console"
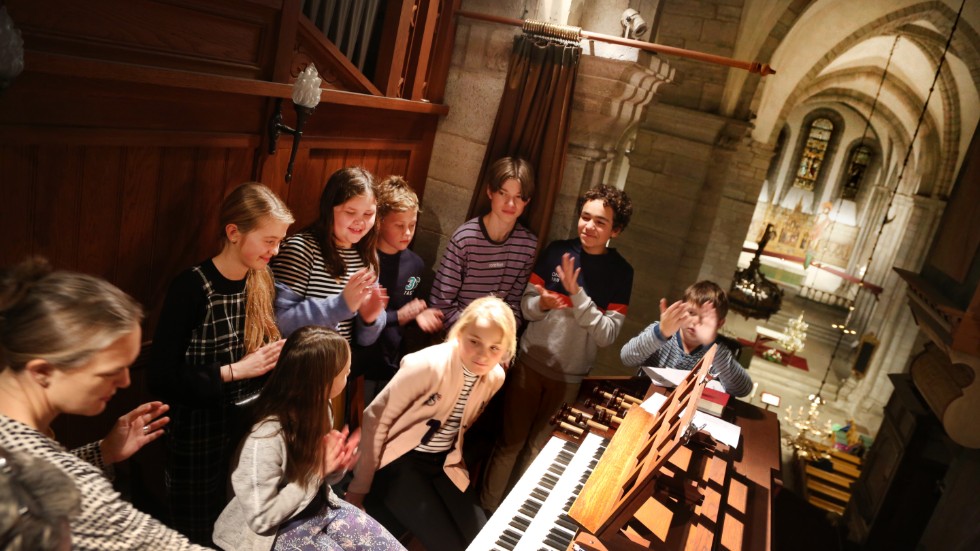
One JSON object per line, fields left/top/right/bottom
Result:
{"left": 470, "top": 347, "right": 781, "bottom": 551}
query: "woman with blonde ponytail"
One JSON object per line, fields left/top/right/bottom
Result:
{"left": 149, "top": 182, "right": 294, "bottom": 545}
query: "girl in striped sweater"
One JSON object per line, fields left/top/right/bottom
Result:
{"left": 270, "top": 166, "right": 388, "bottom": 346}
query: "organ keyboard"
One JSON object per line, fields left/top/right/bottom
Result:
{"left": 470, "top": 371, "right": 781, "bottom": 550}
{"left": 468, "top": 432, "right": 608, "bottom": 551}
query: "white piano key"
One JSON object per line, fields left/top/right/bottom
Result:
{"left": 468, "top": 433, "right": 607, "bottom": 551}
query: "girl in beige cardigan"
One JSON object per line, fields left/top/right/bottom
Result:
{"left": 213, "top": 326, "right": 403, "bottom": 551}
{"left": 346, "top": 297, "right": 517, "bottom": 551}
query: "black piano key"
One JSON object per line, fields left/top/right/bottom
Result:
{"left": 549, "top": 525, "right": 574, "bottom": 542}
{"left": 543, "top": 532, "right": 569, "bottom": 550}
{"left": 509, "top": 517, "right": 530, "bottom": 531}
{"left": 521, "top": 501, "right": 541, "bottom": 515}
{"left": 494, "top": 536, "right": 515, "bottom": 551}
{"left": 556, "top": 515, "right": 578, "bottom": 532}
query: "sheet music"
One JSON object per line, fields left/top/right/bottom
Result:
{"left": 641, "top": 365, "right": 727, "bottom": 392}
{"left": 640, "top": 391, "right": 742, "bottom": 448}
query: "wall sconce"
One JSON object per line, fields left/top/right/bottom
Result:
{"left": 621, "top": 8, "right": 647, "bottom": 39}
{"left": 268, "top": 64, "right": 322, "bottom": 182}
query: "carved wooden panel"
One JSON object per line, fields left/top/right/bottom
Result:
{"left": 6, "top": 0, "right": 282, "bottom": 79}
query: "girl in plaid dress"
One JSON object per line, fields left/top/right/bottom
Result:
{"left": 150, "top": 182, "right": 294, "bottom": 545}
{"left": 213, "top": 325, "right": 403, "bottom": 551}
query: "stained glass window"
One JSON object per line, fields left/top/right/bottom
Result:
{"left": 842, "top": 145, "right": 872, "bottom": 200}
{"left": 793, "top": 118, "right": 833, "bottom": 191}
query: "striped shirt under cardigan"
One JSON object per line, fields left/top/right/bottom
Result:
{"left": 429, "top": 217, "right": 537, "bottom": 330}
{"left": 620, "top": 322, "right": 754, "bottom": 397}
{"left": 414, "top": 367, "right": 478, "bottom": 453}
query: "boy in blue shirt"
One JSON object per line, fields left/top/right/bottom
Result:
{"left": 620, "top": 280, "right": 753, "bottom": 397}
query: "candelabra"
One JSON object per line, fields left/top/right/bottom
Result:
{"left": 783, "top": 393, "right": 832, "bottom": 460}
{"left": 781, "top": 312, "right": 809, "bottom": 354}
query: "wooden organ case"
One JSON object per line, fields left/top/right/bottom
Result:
{"left": 471, "top": 345, "right": 781, "bottom": 551}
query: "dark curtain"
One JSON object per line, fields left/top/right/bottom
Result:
{"left": 466, "top": 34, "right": 581, "bottom": 248}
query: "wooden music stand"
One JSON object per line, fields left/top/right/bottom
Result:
{"left": 569, "top": 344, "right": 728, "bottom": 550}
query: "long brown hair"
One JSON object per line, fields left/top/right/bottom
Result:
{"left": 308, "top": 167, "right": 380, "bottom": 277}
{"left": 219, "top": 183, "right": 294, "bottom": 353}
{"left": 250, "top": 326, "right": 349, "bottom": 486}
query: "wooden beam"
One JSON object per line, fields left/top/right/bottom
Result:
{"left": 22, "top": 51, "right": 448, "bottom": 115}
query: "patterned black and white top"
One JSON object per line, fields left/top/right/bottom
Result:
{"left": 414, "top": 367, "right": 478, "bottom": 453}
{"left": 0, "top": 415, "right": 207, "bottom": 550}
{"left": 271, "top": 230, "right": 383, "bottom": 345}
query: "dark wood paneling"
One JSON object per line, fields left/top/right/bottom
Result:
{"left": 34, "top": 146, "right": 83, "bottom": 268}
{"left": 0, "top": 72, "right": 268, "bottom": 133}
{"left": 78, "top": 148, "right": 125, "bottom": 280}
{"left": 116, "top": 147, "right": 162, "bottom": 304}
{"left": 7, "top": 0, "right": 282, "bottom": 79}
{"left": 1, "top": 146, "right": 35, "bottom": 262}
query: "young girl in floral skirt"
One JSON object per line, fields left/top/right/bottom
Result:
{"left": 213, "top": 325, "right": 403, "bottom": 551}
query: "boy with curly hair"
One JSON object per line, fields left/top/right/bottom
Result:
{"left": 481, "top": 184, "right": 634, "bottom": 512}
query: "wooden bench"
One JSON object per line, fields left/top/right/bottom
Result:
{"left": 796, "top": 443, "right": 862, "bottom": 515}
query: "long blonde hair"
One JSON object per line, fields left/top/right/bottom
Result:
{"left": 219, "top": 183, "right": 294, "bottom": 353}
{"left": 447, "top": 296, "right": 518, "bottom": 363}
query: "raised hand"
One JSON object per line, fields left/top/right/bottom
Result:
{"left": 534, "top": 284, "right": 566, "bottom": 311}
{"left": 555, "top": 253, "right": 581, "bottom": 295}
{"left": 693, "top": 301, "right": 720, "bottom": 344}
{"left": 358, "top": 285, "right": 389, "bottom": 324}
{"left": 100, "top": 401, "right": 170, "bottom": 465}
{"left": 231, "top": 339, "right": 285, "bottom": 381}
{"left": 658, "top": 298, "right": 696, "bottom": 338}
{"left": 415, "top": 307, "right": 444, "bottom": 333}
{"left": 342, "top": 267, "right": 378, "bottom": 312}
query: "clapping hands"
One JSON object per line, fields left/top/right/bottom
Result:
{"left": 322, "top": 425, "right": 360, "bottom": 478}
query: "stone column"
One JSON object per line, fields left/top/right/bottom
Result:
{"left": 547, "top": 51, "right": 675, "bottom": 241}
{"left": 839, "top": 193, "right": 948, "bottom": 430}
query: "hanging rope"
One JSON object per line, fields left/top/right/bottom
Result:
{"left": 857, "top": 0, "right": 964, "bottom": 299}
{"left": 818, "top": 0, "right": 966, "bottom": 399}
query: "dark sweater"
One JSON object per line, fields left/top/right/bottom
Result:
{"left": 352, "top": 248, "right": 426, "bottom": 380}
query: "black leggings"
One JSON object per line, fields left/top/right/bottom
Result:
{"left": 367, "top": 450, "right": 487, "bottom": 551}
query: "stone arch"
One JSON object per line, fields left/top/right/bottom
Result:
{"left": 759, "top": 1, "right": 980, "bottom": 145}
{"left": 765, "top": 124, "right": 791, "bottom": 197}
{"left": 796, "top": 67, "right": 945, "bottom": 196}
{"left": 731, "top": 0, "right": 814, "bottom": 120}
{"left": 899, "top": 30, "right": 964, "bottom": 197}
